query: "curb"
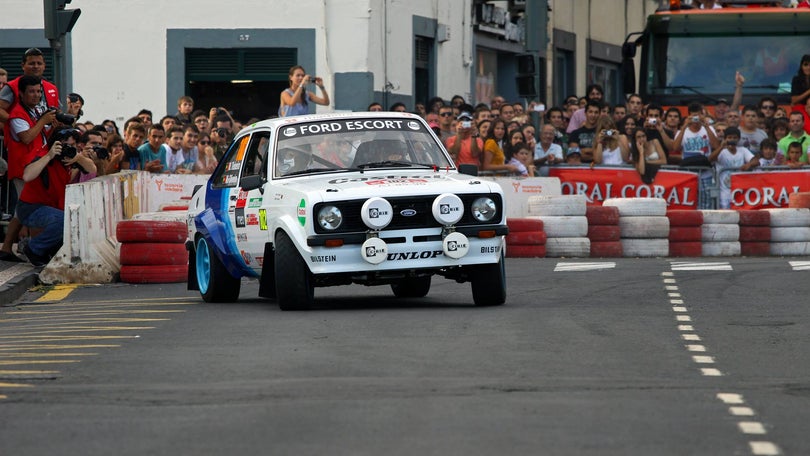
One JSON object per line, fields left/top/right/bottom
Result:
{"left": 0, "top": 264, "right": 40, "bottom": 306}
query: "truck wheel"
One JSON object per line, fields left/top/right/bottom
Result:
{"left": 275, "top": 231, "right": 314, "bottom": 310}
{"left": 470, "top": 253, "right": 506, "bottom": 307}
{"left": 391, "top": 276, "right": 431, "bottom": 298}
{"left": 196, "top": 237, "right": 241, "bottom": 303}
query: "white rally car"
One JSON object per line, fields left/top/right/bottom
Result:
{"left": 186, "top": 112, "right": 507, "bottom": 310}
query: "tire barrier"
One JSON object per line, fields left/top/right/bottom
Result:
{"left": 116, "top": 220, "right": 188, "bottom": 284}
{"left": 788, "top": 192, "right": 810, "bottom": 209}
{"left": 505, "top": 218, "right": 546, "bottom": 258}
{"left": 527, "top": 195, "right": 589, "bottom": 258}
{"left": 764, "top": 208, "right": 810, "bottom": 256}
{"left": 667, "top": 210, "right": 703, "bottom": 258}
{"left": 700, "top": 209, "right": 740, "bottom": 257}
{"left": 527, "top": 194, "right": 587, "bottom": 216}
{"left": 545, "top": 237, "right": 591, "bottom": 257}
{"left": 739, "top": 209, "right": 771, "bottom": 257}
{"left": 586, "top": 205, "right": 621, "bottom": 257}
{"left": 606, "top": 198, "right": 669, "bottom": 257}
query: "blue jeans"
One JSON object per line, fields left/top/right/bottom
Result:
{"left": 17, "top": 202, "right": 64, "bottom": 257}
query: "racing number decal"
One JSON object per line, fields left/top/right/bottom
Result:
{"left": 259, "top": 209, "right": 268, "bottom": 231}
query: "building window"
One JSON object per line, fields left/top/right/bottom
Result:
{"left": 475, "top": 49, "right": 497, "bottom": 105}
{"left": 588, "top": 60, "right": 620, "bottom": 107}
{"left": 414, "top": 36, "right": 433, "bottom": 108}
{"left": 555, "top": 49, "right": 574, "bottom": 106}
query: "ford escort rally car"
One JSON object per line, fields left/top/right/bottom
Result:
{"left": 186, "top": 112, "right": 507, "bottom": 310}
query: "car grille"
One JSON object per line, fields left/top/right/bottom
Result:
{"left": 313, "top": 194, "right": 502, "bottom": 234}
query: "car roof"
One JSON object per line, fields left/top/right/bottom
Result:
{"left": 243, "top": 111, "right": 426, "bottom": 132}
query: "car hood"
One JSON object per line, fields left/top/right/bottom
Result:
{"left": 277, "top": 169, "right": 501, "bottom": 200}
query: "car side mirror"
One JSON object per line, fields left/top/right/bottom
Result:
{"left": 458, "top": 164, "right": 479, "bottom": 176}
{"left": 240, "top": 174, "right": 265, "bottom": 193}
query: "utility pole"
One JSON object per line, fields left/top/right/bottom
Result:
{"left": 43, "top": 0, "right": 81, "bottom": 91}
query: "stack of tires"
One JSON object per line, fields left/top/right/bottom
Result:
{"left": 667, "top": 210, "right": 703, "bottom": 257}
{"left": 765, "top": 208, "right": 810, "bottom": 256}
{"left": 505, "top": 218, "right": 546, "bottom": 258}
{"left": 116, "top": 220, "right": 188, "bottom": 284}
{"left": 700, "top": 210, "right": 740, "bottom": 257}
{"left": 527, "top": 195, "right": 589, "bottom": 258}
{"left": 604, "top": 198, "right": 669, "bottom": 257}
{"left": 738, "top": 210, "right": 771, "bottom": 256}
{"left": 789, "top": 192, "right": 810, "bottom": 209}
{"left": 586, "top": 205, "right": 622, "bottom": 257}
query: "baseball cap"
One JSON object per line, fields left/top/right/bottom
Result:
{"left": 68, "top": 93, "right": 84, "bottom": 105}
{"left": 457, "top": 111, "right": 473, "bottom": 121}
{"left": 566, "top": 147, "right": 581, "bottom": 157}
{"left": 428, "top": 120, "right": 439, "bottom": 129}
{"left": 716, "top": 98, "right": 729, "bottom": 105}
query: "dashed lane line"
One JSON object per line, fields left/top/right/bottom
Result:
{"left": 553, "top": 262, "right": 616, "bottom": 272}
{"left": 666, "top": 269, "right": 782, "bottom": 455}
{"left": 788, "top": 261, "right": 810, "bottom": 271}
{"left": 670, "top": 261, "right": 733, "bottom": 271}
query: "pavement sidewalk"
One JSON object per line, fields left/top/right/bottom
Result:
{"left": 0, "top": 259, "right": 40, "bottom": 306}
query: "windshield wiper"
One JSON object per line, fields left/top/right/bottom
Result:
{"left": 355, "top": 160, "right": 435, "bottom": 169}
{"left": 283, "top": 168, "right": 343, "bottom": 177}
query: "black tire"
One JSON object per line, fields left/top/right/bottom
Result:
{"left": 195, "top": 237, "right": 241, "bottom": 303}
{"left": 391, "top": 276, "right": 431, "bottom": 298}
{"left": 470, "top": 253, "right": 506, "bottom": 307}
{"left": 275, "top": 231, "right": 314, "bottom": 310}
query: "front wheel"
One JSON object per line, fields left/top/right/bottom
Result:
{"left": 274, "top": 231, "right": 314, "bottom": 310}
{"left": 391, "top": 276, "right": 431, "bottom": 298}
{"left": 470, "top": 253, "right": 506, "bottom": 307}
{"left": 196, "top": 236, "right": 241, "bottom": 302}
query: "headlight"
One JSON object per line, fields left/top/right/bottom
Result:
{"left": 470, "top": 197, "right": 497, "bottom": 222}
{"left": 317, "top": 205, "right": 343, "bottom": 230}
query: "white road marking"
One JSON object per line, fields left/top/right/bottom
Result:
{"left": 668, "top": 292, "right": 681, "bottom": 297}
{"left": 676, "top": 315, "right": 692, "bottom": 321}
{"left": 717, "top": 393, "right": 745, "bottom": 404}
{"left": 672, "top": 306, "right": 687, "bottom": 312}
{"left": 553, "top": 262, "right": 616, "bottom": 272}
{"left": 789, "top": 261, "right": 810, "bottom": 271}
{"left": 682, "top": 334, "right": 702, "bottom": 341}
{"left": 749, "top": 441, "right": 781, "bottom": 455}
{"left": 692, "top": 355, "right": 714, "bottom": 363}
{"left": 671, "top": 261, "right": 733, "bottom": 271}
{"left": 701, "top": 368, "right": 723, "bottom": 376}
{"left": 686, "top": 344, "right": 706, "bottom": 352}
{"left": 661, "top": 271, "right": 674, "bottom": 277}
{"left": 663, "top": 278, "right": 677, "bottom": 284}
{"left": 678, "top": 325, "right": 694, "bottom": 331}
{"left": 670, "top": 299, "right": 684, "bottom": 304}
{"left": 730, "top": 406, "right": 755, "bottom": 416}
{"left": 738, "top": 422, "right": 767, "bottom": 435}
{"left": 665, "top": 285, "right": 679, "bottom": 291}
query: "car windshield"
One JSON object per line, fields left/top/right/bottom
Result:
{"left": 274, "top": 117, "right": 453, "bottom": 178}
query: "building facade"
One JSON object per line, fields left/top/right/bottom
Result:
{"left": 0, "top": 0, "right": 657, "bottom": 124}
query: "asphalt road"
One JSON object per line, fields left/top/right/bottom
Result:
{"left": 1, "top": 257, "right": 808, "bottom": 456}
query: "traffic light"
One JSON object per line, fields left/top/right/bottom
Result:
{"left": 43, "top": 0, "right": 81, "bottom": 41}
{"left": 515, "top": 54, "right": 537, "bottom": 98}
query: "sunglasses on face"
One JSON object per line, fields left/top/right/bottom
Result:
{"left": 199, "top": 141, "right": 211, "bottom": 145}
{"left": 439, "top": 112, "right": 453, "bottom": 117}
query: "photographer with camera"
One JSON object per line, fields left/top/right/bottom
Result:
{"left": 278, "top": 65, "right": 330, "bottom": 117}
{"left": 445, "top": 110, "right": 483, "bottom": 167}
{"left": 77, "top": 130, "right": 109, "bottom": 181}
{"left": 16, "top": 128, "right": 96, "bottom": 266}
{"left": 592, "top": 116, "right": 630, "bottom": 165}
{"left": 0, "top": 74, "right": 59, "bottom": 262}
{"left": 0, "top": 48, "right": 59, "bottom": 129}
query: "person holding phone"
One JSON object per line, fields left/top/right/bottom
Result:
{"left": 445, "top": 111, "right": 483, "bottom": 167}
{"left": 278, "top": 65, "right": 330, "bottom": 117}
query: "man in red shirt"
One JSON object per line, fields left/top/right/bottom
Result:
{"left": 16, "top": 129, "right": 96, "bottom": 266}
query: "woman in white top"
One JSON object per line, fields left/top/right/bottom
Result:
{"left": 593, "top": 116, "right": 629, "bottom": 165}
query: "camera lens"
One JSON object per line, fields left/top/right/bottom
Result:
{"left": 93, "top": 146, "right": 109, "bottom": 160}
{"left": 61, "top": 144, "right": 77, "bottom": 159}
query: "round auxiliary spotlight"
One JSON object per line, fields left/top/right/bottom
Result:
{"left": 360, "top": 237, "right": 388, "bottom": 265}
{"left": 442, "top": 232, "right": 470, "bottom": 259}
{"left": 431, "top": 193, "right": 464, "bottom": 226}
{"left": 361, "top": 197, "right": 393, "bottom": 230}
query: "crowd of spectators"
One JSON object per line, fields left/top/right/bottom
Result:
{"left": 1, "top": 48, "right": 810, "bottom": 265}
